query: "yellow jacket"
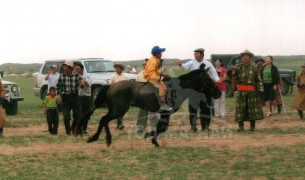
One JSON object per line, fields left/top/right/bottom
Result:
{"left": 144, "top": 56, "right": 161, "bottom": 81}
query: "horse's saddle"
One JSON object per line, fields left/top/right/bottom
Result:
{"left": 140, "top": 80, "right": 177, "bottom": 106}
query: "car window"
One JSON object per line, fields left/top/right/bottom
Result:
{"left": 42, "top": 62, "right": 61, "bottom": 74}
{"left": 84, "top": 61, "right": 115, "bottom": 73}
{"left": 58, "top": 63, "right": 64, "bottom": 74}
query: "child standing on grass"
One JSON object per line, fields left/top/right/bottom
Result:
{"left": 44, "top": 87, "right": 61, "bottom": 135}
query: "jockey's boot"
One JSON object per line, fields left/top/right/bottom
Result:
{"left": 0, "top": 127, "right": 3, "bottom": 137}
{"left": 160, "top": 104, "right": 172, "bottom": 111}
{"left": 160, "top": 96, "right": 172, "bottom": 111}
{"left": 298, "top": 110, "right": 304, "bottom": 120}
{"left": 116, "top": 117, "right": 125, "bottom": 130}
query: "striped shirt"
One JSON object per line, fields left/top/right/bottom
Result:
{"left": 56, "top": 72, "right": 81, "bottom": 96}
{"left": 136, "top": 71, "right": 147, "bottom": 82}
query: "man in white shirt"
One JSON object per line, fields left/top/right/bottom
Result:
{"left": 130, "top": 66, "right": 137, "bottom": 74}
{"left": 110, "top": 64, "right": 129, "bottom": 130}
{"left": 45, "top": 65, "right": 60, "bottom": 93}
{"left": 45, "top": 64, "right": 62, "bottom": 113}
{"left": 109, "top": 64, "right": 129, "bottom": 84}
{"left": 178, "top": 48, "right": 220, "bottom": 133}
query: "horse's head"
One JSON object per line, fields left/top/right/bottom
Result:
{"left": 179, "top": 63, "right": 222, "bottom": 99}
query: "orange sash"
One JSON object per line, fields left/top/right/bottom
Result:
{"left": 237, "top": 84, "right": 255, "bottom": 92}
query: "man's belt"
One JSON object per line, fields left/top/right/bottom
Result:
{"left": 237, "top": 84, "right": 255, "bottom": 92}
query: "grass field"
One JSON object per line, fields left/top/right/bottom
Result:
{"left": 1, "top": 64, "right": 305, "bottom": 179}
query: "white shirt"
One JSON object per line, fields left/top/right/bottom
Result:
{"left": 136, "top": 71, "right": 147, "bottom": 82}
{"left": 130, "top": 67, "right": 137, "bottom": 74}
{"left": 47, "top": 72, "right": 60, "bottom": 92}
{"left": 109, "top": 73, "right": 129, "bottom": 84}
{"left": 181, "top": 59, "right": 220, "bottom": 81}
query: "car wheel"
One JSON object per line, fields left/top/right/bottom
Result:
{"left": 42, "top": 88, "right": 48, "bottom": 100}
{"left": 5, "top": 101, "right": 18, "bottom": 115}
{"left": 226, "top": 82, "right": 233, "bottom": 98}
{"left": 92, "top": 87, "right": 101, "bottom": 103}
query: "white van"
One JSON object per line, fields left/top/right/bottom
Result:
{"left": 33, "top": 58, "right": 137, "bottom": 101}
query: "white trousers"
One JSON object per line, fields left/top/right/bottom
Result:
{"left": 214, "top": 91, "right": 226, "bottom": 118}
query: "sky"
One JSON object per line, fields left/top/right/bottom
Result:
{"left": 0, "top": 0, "right": 305, "bottom": 64}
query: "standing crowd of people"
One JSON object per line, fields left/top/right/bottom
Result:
{"left": 1, "top": 46, "right": 304, "bottom": 137}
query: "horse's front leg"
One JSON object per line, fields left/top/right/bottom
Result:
{"left": 147, "top": 114, "right": 170, "bottom": 147}
{"left": 151, "top": 131, "right": 160, "bottom": 148}
{"left": 87, "top": 116, "right": 105, "bottom": 143}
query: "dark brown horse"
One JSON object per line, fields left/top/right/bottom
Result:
{"left": 75, "top": 64, "right": 222, "bottom": 147}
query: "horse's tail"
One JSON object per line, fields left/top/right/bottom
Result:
{"left": 74, "top": 85, "right": 110, "bottom": 135}
{"left": 83, "top": 107, "right": 97, "bottom": 120}
{"left": 94, "top": 85, "right": 110, "bottom": 107}
{"left": 74, "top": 107, "right": 97, "bottom": 136}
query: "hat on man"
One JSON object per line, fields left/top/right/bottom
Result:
{"left": 301, "top": 63, "right": 305, "bottom": 68}
{"left": 63, "top": 60, "right": 74, "bottom": 68}
{"left": 151, "top": 46, "right": 166, "bottom": 56}
{"left": 51, "top": 65, "right": 57, "bottom": 69}
{"left": 255, "top": 56, "right": 265, "bottom": 63}
{"left": 240, "top": 50, "right": 254, "bottom": 57}
{"left": 194, "top": 48, "right": 205, "bottom": 54}
{"left": 113, "top": 63, "right": 125, "bottom": 70}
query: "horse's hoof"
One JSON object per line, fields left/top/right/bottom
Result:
{"left": 87, "top": 136, "right": 97, "bottom": 143}
{"left": 72, "top": 130, "right": 78, "bottom": 136}
{"left": 72, "top": 131, "right": 78, "bottom": 137}
{"left": 73, "top": 129, "right": 83, "bottom": 137}
{"left": 152, "top": 139, "right": 160, "bottom": 147}
{"left": 106, "top": 141, "right": 112, "bottom": 147}
{"left": 144, "top": 132, "right": 151, "bottom": 138}
{"left": 154, "top": 144, "right": 160, "bottom": 148}
{"left": 87, "top": 138, "right": 93, "bottom": 143}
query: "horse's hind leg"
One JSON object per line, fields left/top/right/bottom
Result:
{"left": 104, "top": 122, "right": 112, "bottom": 147}
{"left": 87, "top": 115, "right": 108, "bottom": 143}
{"left": 87, "top": 118, "right": 103, "bottom": 143}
